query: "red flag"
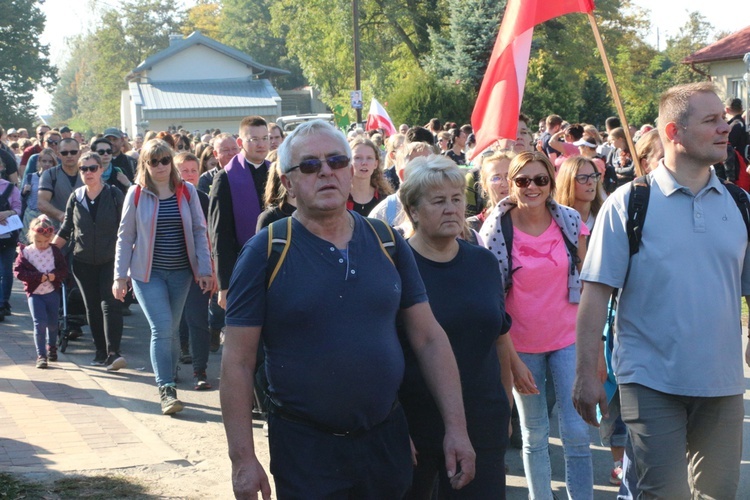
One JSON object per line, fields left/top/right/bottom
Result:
{"left": 471, "top": 0, "right": 595, "bottom": 157}
{"left": 365, "top": 98, "right": 397, "bottom": 136}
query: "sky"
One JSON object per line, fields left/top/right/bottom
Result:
{"left": 32, "top": 0, "right": 750, "bottom": 116}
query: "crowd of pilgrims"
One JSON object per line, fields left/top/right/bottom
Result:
{"left": 0, "top": 114, "right": 666, "bottom": 496}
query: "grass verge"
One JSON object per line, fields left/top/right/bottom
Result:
{"left": 0, "top": 472, "right": 151, "bottom": 499}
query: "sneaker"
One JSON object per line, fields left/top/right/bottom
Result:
{"left": 36, "top": 356, "right": 48, "bottom": 369}
{"left": 209, "top": 328, "right": 221, "bottom": 353}
{"left": 105, "top": 354, "right": 127, "bottom": 371}
{"left": 193, "top": 370, "right": 212, "bottom": 390}
{"left": 1, "top": 304, "right": 11, "bottom": 316}
{"left": 610, "top": 461, "right": 623, "bottom": 486}
{"left": 90, "top": 351, "right": 107, "bottom": 366}
{"left": 179, "top": 347, "right": 192, "bottom": 365}
{"left": 47, "top": 345, "right": 58, "bottom": 362}
{"left": 159, "top": 385, "right": 184, "bottom": 415}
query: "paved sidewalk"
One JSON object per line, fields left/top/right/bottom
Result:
{"left": 0, "top": 318, "right": 182, "bottom": 472}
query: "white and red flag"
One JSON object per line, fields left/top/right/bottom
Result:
{"left": 365, "top": 98, "right": 397, "bottom": 136}
{"left": 471, "top": 0, "right": 595, "bottom": 157}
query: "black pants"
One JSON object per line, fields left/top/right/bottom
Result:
{"left": 73, "top": 259, "right": 123, "bottom": 355}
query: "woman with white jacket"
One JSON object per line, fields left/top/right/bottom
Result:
{"left": 113, "top": 139, "right": 214, "bottom": 415}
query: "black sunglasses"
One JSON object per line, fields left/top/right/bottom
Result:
{"left": 513, "top": 175, "right": 550, "bottom": 188}
{"left": 96, "top": 149, "right": 113, "bottom": 155}
{"left": 574, "top": 172, "right": 601, "bottom": 185}
{"left": 60, "top": 150, "right": 79, "bottom": 157}
{"left": 289, "top": 155, "right": 350, "bottom": 174}
{"left": 46, "top": 140, "right": 59, "bottom": 145}
{"left": 149, "top": 157, "right": 172, "bottom": 167}
{"left": 79, "top": 165, "right": 99, "bottom": 173}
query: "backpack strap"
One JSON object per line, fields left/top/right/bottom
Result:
{"left": 364, "top": 217, "right": 397, "bottom": 267}
{"left": 0, "top": 183, "right": 14, "bottom": 208}
{"left": 266, "top": 217, "right": 292, "bottom": 289}
{"left": 500, "top": 211, "right": 516, "bottom": 291}
{"left": 626, "top": 175, "right": 650, "bottom": 257}
{"left": 721, "top": 180, "right": 750, "bottom": 241}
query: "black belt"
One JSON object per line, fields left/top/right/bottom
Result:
{"left": 267, "top": 399, "right": 400, "bottom": 438}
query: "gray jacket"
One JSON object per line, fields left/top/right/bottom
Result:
{"left": 114, "top": 182, "right": 212, "bottom": 282}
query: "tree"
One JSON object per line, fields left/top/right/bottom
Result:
{"left": 0, "top": 0, "right": 56, "bottom": 128}
{"left": 183, "top": 1, "right": 223, "bottom": 40}
{"left": 578, "top": 74, "right": 615, "bottom": 128}
{"left": 661, "top": 12, "right": 714, "bottom": 86}
{"left": 426, "top": 0, "right": 505, "bottom": 91}
{"left": 52, "top": 0, "right": 185, "bottom": 131}
{"left": 219, "top": 0, "right": 306, "bottom": 90}
{"left": 385, "top": 70, "right": 475, "bottom": 127}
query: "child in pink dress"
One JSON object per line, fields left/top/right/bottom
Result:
{"left": 14, "top": 215, "right": 68, "bottom": 368}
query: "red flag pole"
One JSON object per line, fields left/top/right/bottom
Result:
{"left": 587, "top": 12, "right": 641, "bottom": 176}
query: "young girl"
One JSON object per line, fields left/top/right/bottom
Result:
{"left": 14, "top": 215, "right": 67, "bottom": 368}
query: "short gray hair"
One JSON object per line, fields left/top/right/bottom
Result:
{"left": 399, "top": 155, "right": 466, "bottom": 228}
{"left": 278, "top": 120, "right": 350, "bottom": 173}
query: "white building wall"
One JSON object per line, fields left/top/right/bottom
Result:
{"left": 147, "top": 45, "right": 253, "bottom": 82}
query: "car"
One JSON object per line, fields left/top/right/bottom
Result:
{"left": 276, "top": 113, "right": 335, "bottom": 132}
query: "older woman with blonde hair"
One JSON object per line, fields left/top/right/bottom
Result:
{"left": 555, "top": 156, "right": 604, "bottom": 231}
{"left": 467, "top": 150, "right": 514, "bottom": 232}
{"left": 113, "top": 139, "right": 214, "bottom": 415}
{"left": 398, "top": 154, "right": 514, "bottom": 498}
{"left": 480, "top": 151, "right": 592, "bottom": 499}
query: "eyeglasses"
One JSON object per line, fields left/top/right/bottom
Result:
{"left": 490, "top": 174, "right": 508, "bottom": 183}
{"left": 79, "top": 165, "right": 99, "bottom": 173}
{"left": 60, "top": 150, "right": 79, "bottom": 157}
{"left": 513, "top": 175, "right": 550, "bottom": 188}
{"left": 149, "top": 157, "right": 172, "bottom": 167}
{"left": 33, "top": 226, "right": 54, "bottom": 235}
{"left": 46, "top": 140, "right": 59, "bottom": 145}
{"left": 96, "top": 149, "right": 113, "bottom": 155}
{"left": 289, "top": 155, "right": 350, "bottom": 174}
{"left": 574, "top": 172, "right": 601, "bottom": 184}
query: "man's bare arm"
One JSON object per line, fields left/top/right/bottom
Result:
{"left": 220, "top": 325, "right": 271, "bottom": 500}
{"left": 401, "top": 302, "right": 475, "bottom": 490}
{"left": 572, "top": 281, "right": 614, "bottom": 426}
{"left": 37, "top": 190, "right": 64, "bottom": 222}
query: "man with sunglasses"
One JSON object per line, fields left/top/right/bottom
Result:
{"left": 103, "top": 128, "right": 136, "bottom": 182}
{"left": 38, "top": 138, "right": 83, "bottom": 227}
{"left": 208, "top": 116, "right": 270, "bottom": 310}
{"left": 221, "top": 119, "right": 475, "bottom": 499}
{"left": 574, "top": 82, "right": 750, "bottom": 498}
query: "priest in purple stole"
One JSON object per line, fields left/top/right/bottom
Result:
{"left": 208, "top": 116, "right": 271, "bottom": 309}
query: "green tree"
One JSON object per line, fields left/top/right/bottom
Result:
{"left": 385, "top": 70, "right": 475, "bottom": 127}
{"left": 219, "top": 0, "right": 305, "bottom": 90}
{"left": 661, "top": 12, "right": 713, "bottom": 86}
{"left": 183, "top": 1, "right": 223, "bottom": 40}
{"left": 0, "top": 0, "right": 56, "bottom": 128}
{"left": 426, "top": 0, "right": 505, "bottom": 91}
{"left": 522, "top": 49, "right": 581, "bottom": 123}
{"left": 53, "top": 0, "right": 184, "bottom": 131}
{"left": 578, "top": 74, "right": 615, "bottom": 128}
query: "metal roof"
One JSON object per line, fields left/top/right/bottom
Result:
{"left": 126, "top": 31, "right": 290, "bottom": 80}
{"left": 131, "top": 79, "right": 282, "bottom": 119}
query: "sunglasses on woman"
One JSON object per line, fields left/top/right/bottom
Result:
{"left": 148, "top": 157, "right": 172, "bottom": 167}
{"left": 513, "top": 175, "right": 550, "bottom": 188}
{"left": 289, "top": 155, "right": 350, "bottom": 174}
{"left": 574, "top": 172, "right": 601, "bottom": 184}
{"left": 79, "top": 165, "right": 99, "bottom": 173}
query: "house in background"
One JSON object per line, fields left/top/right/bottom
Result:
{"left": 683, "top": 25, "right": 750, "bottom": 109}
{"left": 122, "top": 31, "right": 308, "bottom": 136}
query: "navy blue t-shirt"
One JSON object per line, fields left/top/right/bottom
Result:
{"left": 226, "top": 212, "right": 428, "bottom": 431}
{"left": 399, "top": 240, "right": 512, "bottom": 451}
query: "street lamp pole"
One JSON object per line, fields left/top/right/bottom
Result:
{"left": 352, "top": 0, "right": 362, "bottom": 125}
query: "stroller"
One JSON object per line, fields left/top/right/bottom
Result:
{"left": 57, "top": 277, "right": 87, "bottom": 353}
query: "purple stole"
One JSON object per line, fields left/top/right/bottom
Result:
{"left": 224, "top": 153, "right": 265, "bottom": 246}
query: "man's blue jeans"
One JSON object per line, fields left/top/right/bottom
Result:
{"left": 515, "top": 344, "right": 593, "bottom": 499}
{"left": 132, "top": 268, "right": 192, "bottom": 387}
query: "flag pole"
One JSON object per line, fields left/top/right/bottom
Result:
{"left": 587, "top": 12, "right": 641, "bottom": 176}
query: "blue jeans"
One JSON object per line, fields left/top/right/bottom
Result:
{"left": 178, "top": 279, "right": 210, "bottom": 372}
{"left": 132, "top": 268, "right": 192, "bottom": 387}
{"left": 515, "top": 344, "right": 593, "bottom": 500}
{"left": 28, "top": 292, "right": 60, "bottom": 357}
{"left": 0, "top": 244, "right": 16, "bottom": 308}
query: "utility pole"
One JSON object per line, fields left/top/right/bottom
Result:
{"left": 352, "top": 0, "right": 362, "bottom": 124}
